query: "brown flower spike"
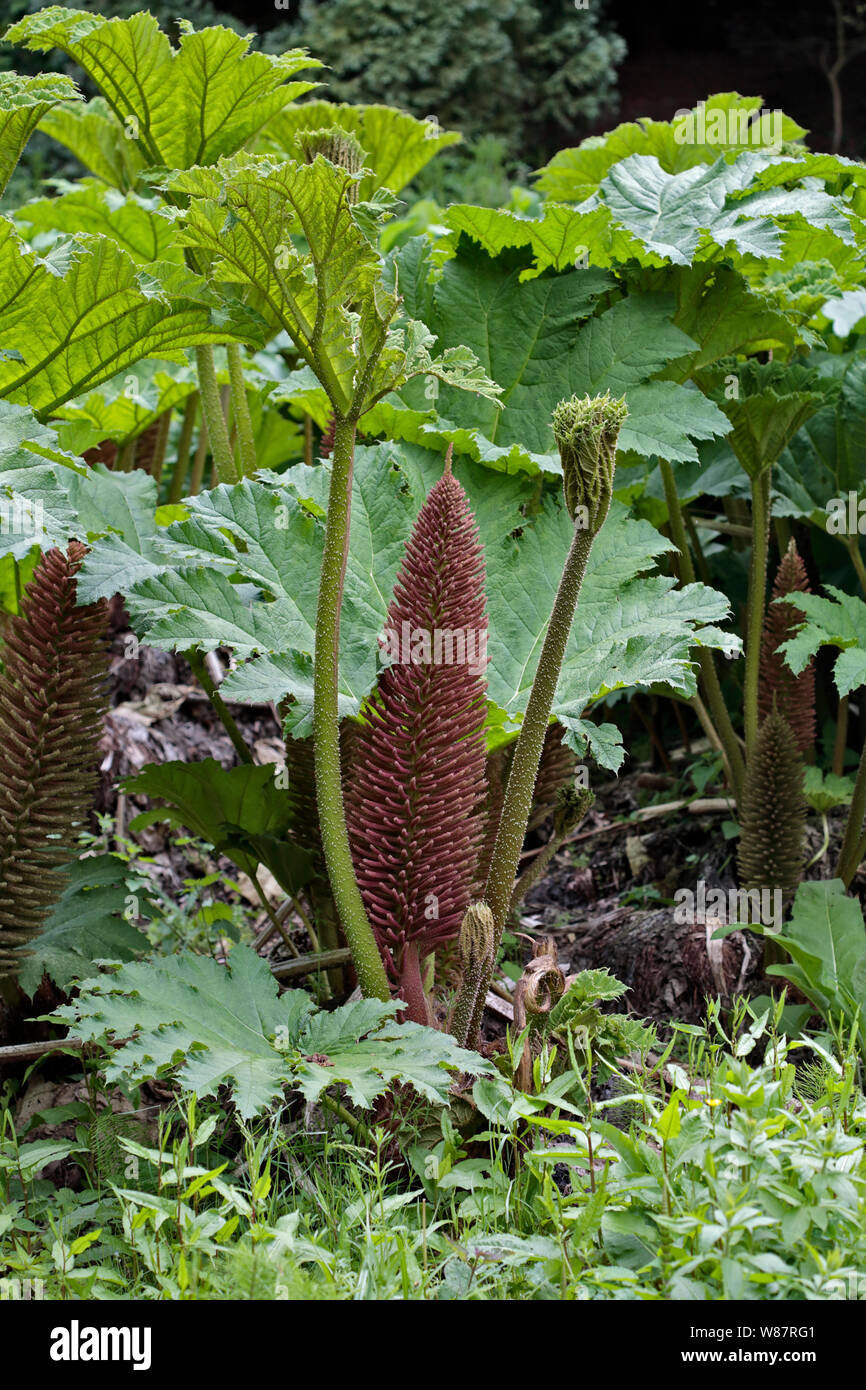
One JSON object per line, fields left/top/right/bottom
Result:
{"left": 758, "top": 539, "right": 816, "bottom": 753}
{"left": 0, "top": 542, "right": 109, "bottom": 976}
{"left": 346, "top": 452, "right": 488, "bottom": 1023}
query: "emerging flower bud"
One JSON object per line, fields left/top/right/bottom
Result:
{"left": 553, "top": 785, "right": 595, "bottom": 839}
{"left": 297, "top": 127, "right": 365, "bottom": 201}
{"left": 552, "top": 391, "right": 628, "bottom": 531}
{"left": 449, "top": 900, "right": 495, "bottom": 1046}
{"left": 459, "top": 900, "right": 495, "bottom": 969}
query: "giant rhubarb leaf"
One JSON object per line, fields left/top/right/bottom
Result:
{"left": 702, "top": 359, "right": 826, "bottom": 479}
{"left": 78, "top": 442, "right": 737, "bottom": 769}
{"left": 123, "top": 758, "right": 313, "bottom": 898}
{"left": 367, "top": 239, "right": 729, "bottom": 473}
{"left": 50, "top": 356, "right": 198, "bottom": 447}
{"left": 171, "top": 155, "right": 500, "bottom": 420}
{"left": 0, "top": 70, "right": 80, "bottom": 195}
{"left": 0, "top": 400, "right": 172, "bottom": 564}
{"left": 37, "top": 96, "right": 147, "bottom": 190}
{"left": 583, "top": 151, "right": 855, "bottom": 268}
{"left": 535, "top": 95, "right": 809, "bottom": 201}
{"left": 6, "top": 10, "right": 319, "bottom": 175}
{"left": 78, "top": 454, "right": 418, "bottom": 731}
{"left": 0, "top": 223, "right": 264, "bottom": 414}
{"left": 53, "top": 945, "right": 491, "bottom": 1118}
{"left": 15, "top": 180, "right": 180, "bottom": 265}
{"left": 777, "top": 586, "right": 866, "bottom": 699}
{"left": 17, "top": 854, "right": 149, "bottom": 997}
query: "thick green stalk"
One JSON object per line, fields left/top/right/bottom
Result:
{"left": 189, "top": 419, "right": 209, "bottom": 496}
{"left": 117, "top": 437, "right": 136, "bottom": 472}
{"left": 168, "top": 392, "right": 199, "bottom": 505}
{"left": 226, "top": 343, "right": 257, "bottom": 477}
{"left": 449, "top": 903, "right": 495, "bottom": 1047}
{"left": 833, "top": 695, "right": 849, "bottom": 777}
{"left": 318, "top": 1090, "right": 372, "bottom": 1146}
{"left": 510, "top": 787, "right": 594, "bottom": 915}
{"left": 313, "top": 415, "right": 390, "bottom": 1001}
{"left": 745, "top": 469, "right": 772, "bottom": 755}
{"left": 837, "top": 732, "right": 866, "bottom": 887}
{"left": 195, "top": 345, "right": 236, "bottom": 484}
{"left": 659, "top": 457, "right": 745, "bottom": 801}
{"left": 149, "top": 408, "right": 173, "bottom": 488}
{"left": 484, "top": 524, "right": 595, "bottom": 948}
{"left": 473, "top": 394, "right": 626, "bottom": 1037}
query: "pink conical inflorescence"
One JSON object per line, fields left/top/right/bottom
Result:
{"left": 758, "top": 539, "right": 816, "bottom": 754}
{"left": 346, "top": 456, "right": 488, "bottom": 1023}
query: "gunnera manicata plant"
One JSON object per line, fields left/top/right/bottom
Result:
{"left": 345, "top": 451, "right": 488, "bottom": 1023}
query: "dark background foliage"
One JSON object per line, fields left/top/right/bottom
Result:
{"left": 3, "top": 0, "right": 865, "bottom": 198}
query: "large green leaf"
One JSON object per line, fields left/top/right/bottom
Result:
{"left": 482, "top": 495, "right": 738, "bottom": 768}
{"left": 773, "top": 354, "right": 866, "bottom": 523}
{"left": 54, "top": 946, "right": 297, "bottom": 1119}
{"left": 294, "top": 1007, "right": 493, "bottom": 1109}
{"left": 120, "top": 567, "right": 299, "bottom": 658}
{"left": 262, "top": 99, "right": 461, "bottom": 197}
{"left": 172, "top": 178, "right": 502, "bottom": 422}
{"left": 672, "top": 353, "right": 866, "bottom": 516}
{"left": 384, "top": 452, "right": 737, "bottom": 765}
{"left": 0, "top": 401, "right": 170, "bottom": 560}
{"left": 123, "top": 758, "right": 312, "bottom": 897}
{"left": 53, "top": 356, "right": 198, "bottom": 444}
{"left": 15, "top": 180, "right": 180, "bottom": 265}
{"left": 6, "top": 10, "right": 318, "bottom": 174}
{"left": 582, "top": 151, "right": 855, "bottom": 269}
{"left": 37, "top": 96, "right": 146, "bottom": 190}
{"left": 440, "top": 201, "right": 645, "bottom": 278}
{"left": 777, "top": 586, "right": 866, "bottom": 698}
{"left": 53, "top": 946, "right": 491, "bottom": 1118}
{"left": 768, "top": 879, "right": 866, "bottom": 1046}
{"left": 0, "top": 222, "right": 264, "bottom": 414}
{"left": 703, "top": 359, "right": 827, "bottom": 479}
{"left": 0, "top": 403, "right": 83, "bottom": 558}
{"left": 82, "top": 442, "right": 736, "bottom": 766}
{"left": 535, "top": 95, "right": 808, "bottom": 200}
{"left": 82, "top": 458, "right": 416, "bottom": 727}
{"left": 0, "top": 70, "right": 80, "bottom": 195}
{"left": 635, "top": 264, "right": 801, "bottom": 375}
{"left": 17, "top": 855, "right": 149, "bottom": 997}
{"left": 373, "top": 240, "right": 729, "bottom": 473}
{"left": 171, "top": 153, "right": 403, "bottom": 415}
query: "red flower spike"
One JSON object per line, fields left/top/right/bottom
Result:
{"left": 0, "top": 543, "right": 109, "bottom": 975}
{"left": 758, "top": 539, "right": 816, "bottom": 754}
{"left": 346, "top": 454, "right": 488, "bottom": 1022}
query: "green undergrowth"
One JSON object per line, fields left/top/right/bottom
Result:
{"left": 2, "top": 1000, "right": 864, "bottom": 1301}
